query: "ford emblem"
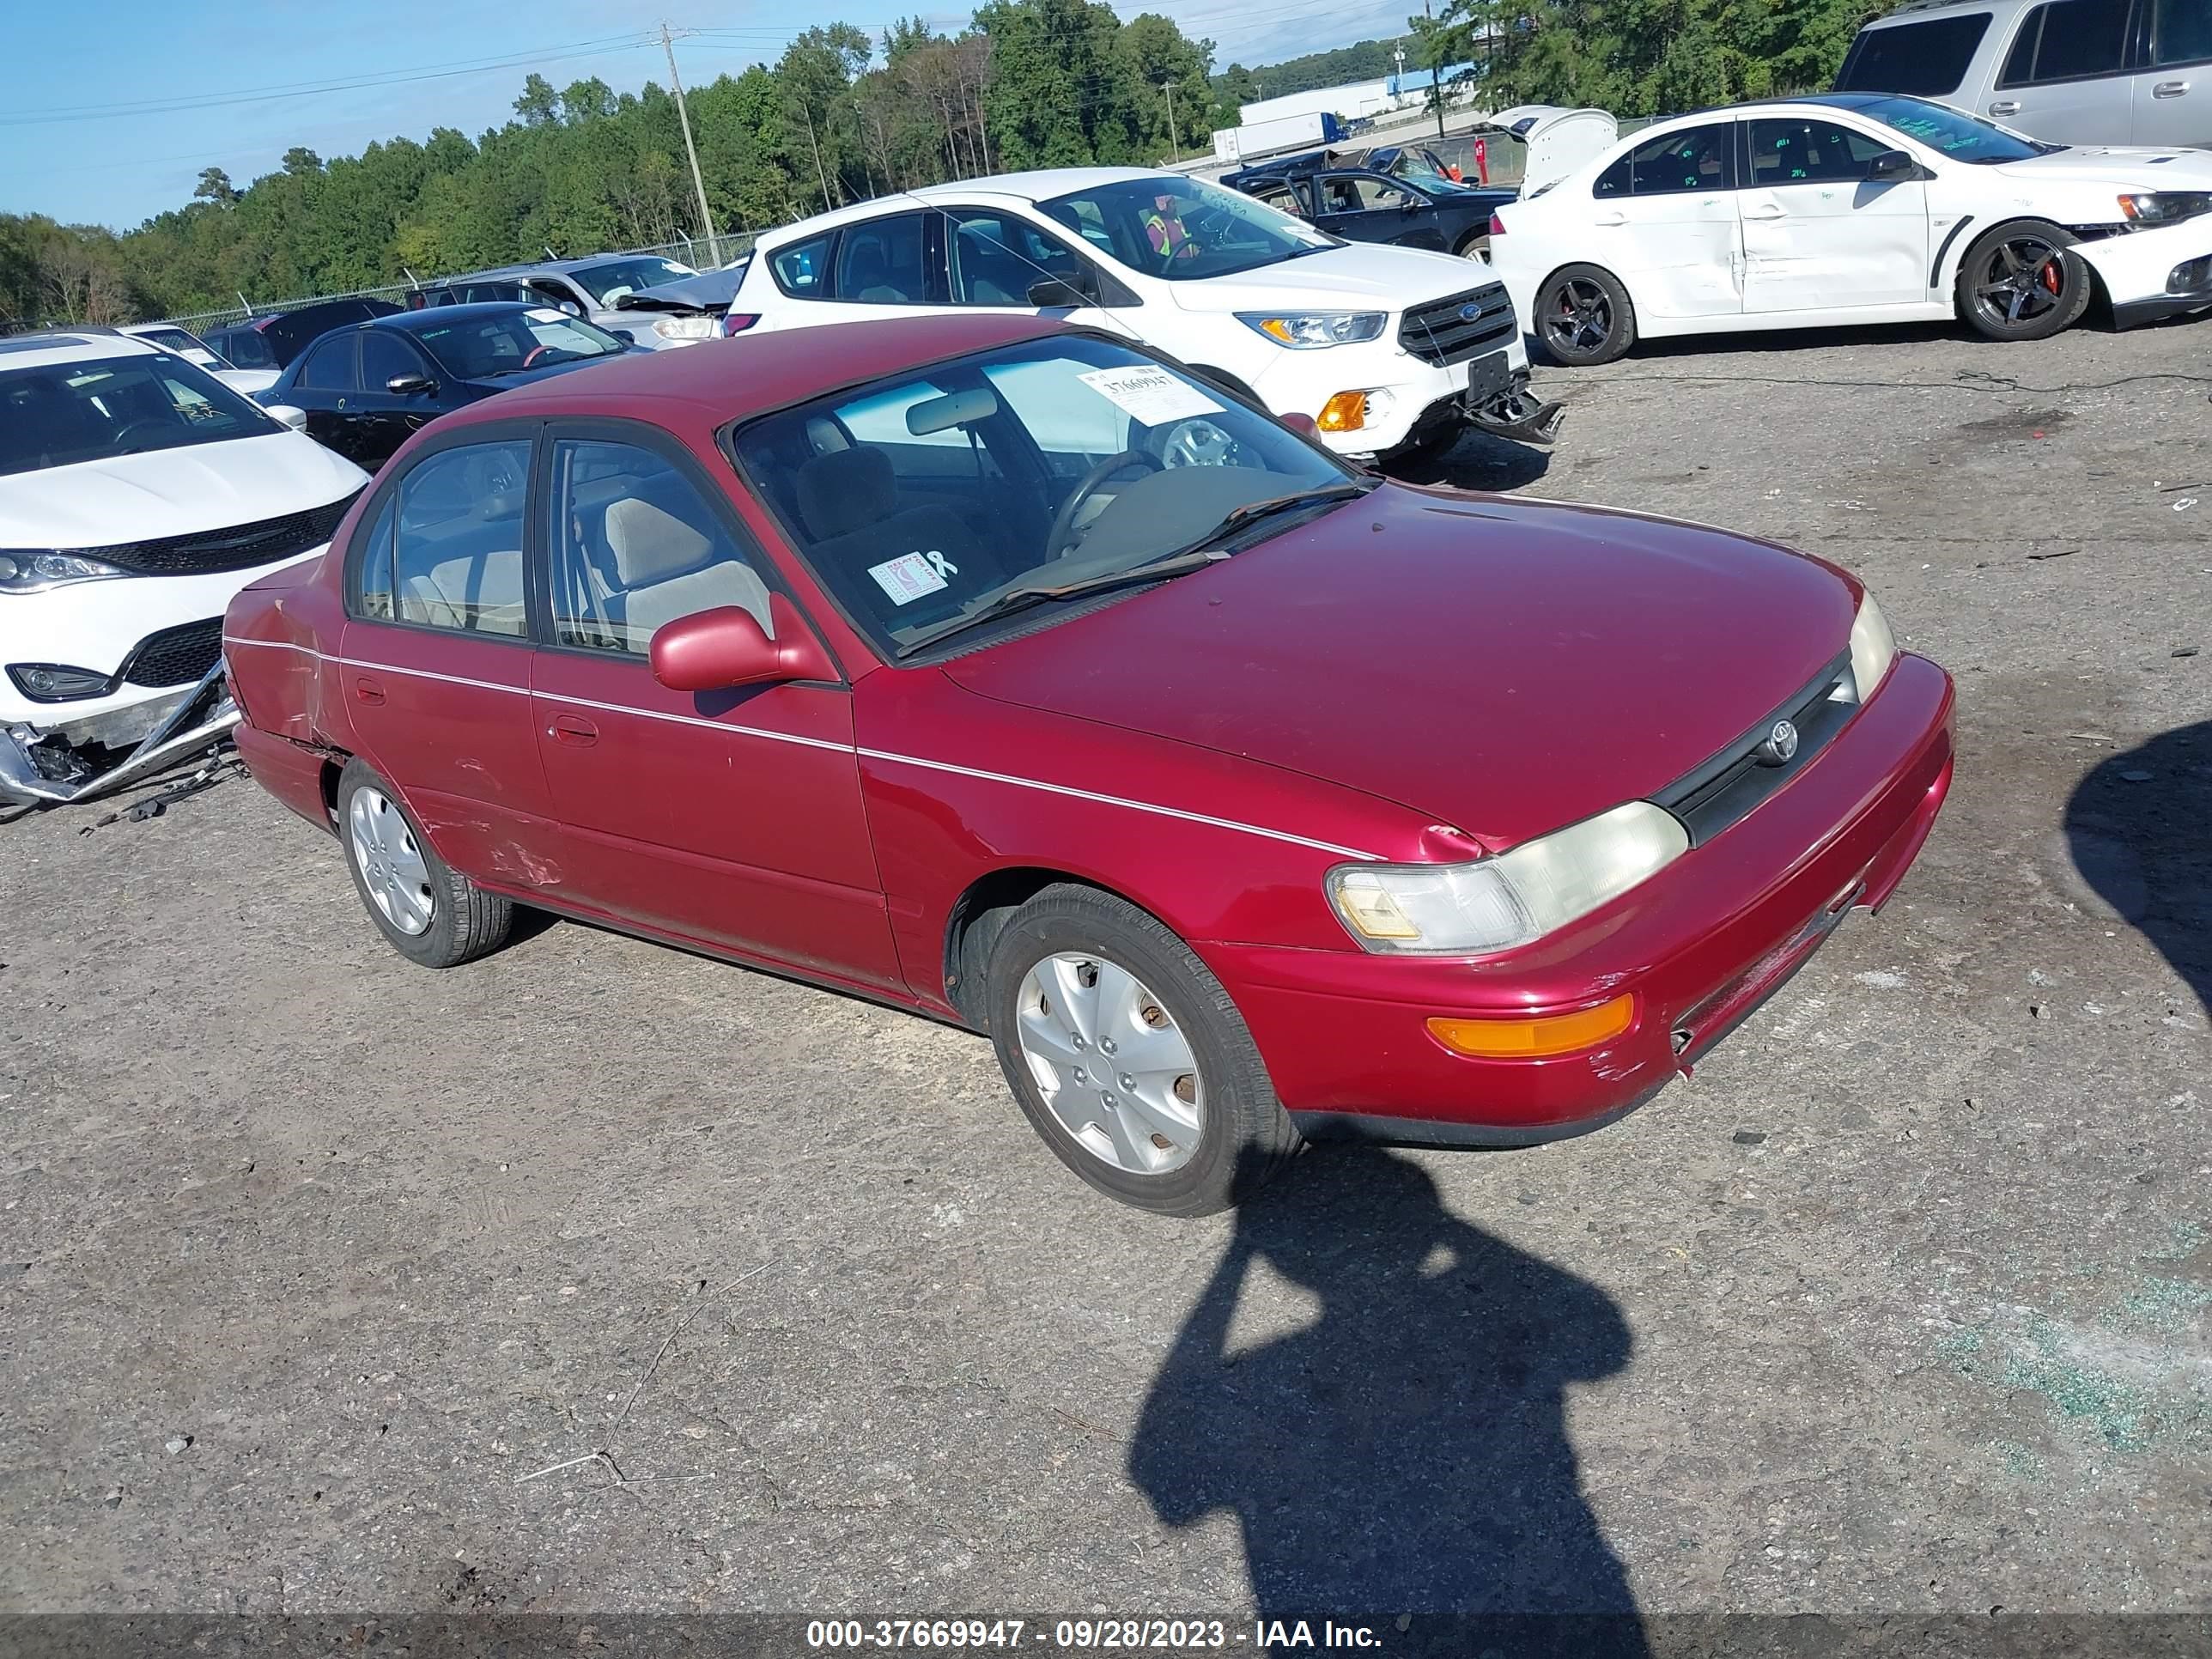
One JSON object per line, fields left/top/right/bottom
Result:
{"left": 1755, "top": 719, "right": 1801, "bottom": 767}
{"left": 1458, "top": 301, "right": 1484, "bottom": 321}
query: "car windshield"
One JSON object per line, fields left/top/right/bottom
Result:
{"left": 570, "top": 258, "right": 696, "bottom": 304}
{"left": 734, "top": 335, "right": 1359, "bottom": 657}
{"left": 1039, "top": 176, "right": 1335, "bottom": 282}
{"left": 136, "top": 327, "right": 210, "bottom": 356}
{"left": 1854, "top": 94, "right": 2059, "bottom": 162}
{"left": 411, "top": 308, "right": 628, "bottom": 379}
{"left": 0, "top": 353, "right": 280, "bottom": 477}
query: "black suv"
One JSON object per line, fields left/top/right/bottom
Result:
{"left": 202, "top": 296, "right": 404, "bottom": 373}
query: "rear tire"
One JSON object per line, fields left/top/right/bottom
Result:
{"left": 1955, "top": 220, "right": 2093, "bottom": 342}
{"left": 337, "top": 758, "right": 514, "bottom": 969}
{"left": 1454, "top": 230, "right": 1492, "bottom": 263}
{"left": 984, "top": 884, "right": 1301, "bottom": 1215}
{"left": 1535, "top": 264, "right": 1636, "bottom": 365}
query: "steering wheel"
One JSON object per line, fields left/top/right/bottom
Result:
{"left": 1044, "top": 450, "right": 1161, "bottom": 559}
{"left": 110, "top": 419, "right": 175, "bottom": 448}
{"left": 521, "top": 344, "right": 552, "bottom": 369}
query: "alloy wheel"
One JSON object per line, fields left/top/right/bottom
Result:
{"left": 1013, "top": 952, "right": 1205, "bottom": 1176}
{"left": 1545, "top": 278, "right": 1613, "bottom": 356}
{"left": 348, "top": 787, "right": 434, "bottom": 937}
{"left": 1971, "top": 235, "right": 2069, "bottom": 328}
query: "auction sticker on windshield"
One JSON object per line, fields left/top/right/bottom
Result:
{"left": 869, "top": 551, "right": 953, "bottom": 605}
{"left": 528, "top": 307, "right": 568, "bottom": 322}
{"left": 1078, "top": 365, "right": 1222, "bottom": 426}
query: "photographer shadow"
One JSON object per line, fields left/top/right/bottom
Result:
{"left": 1128, "top": 1146, "right": 1644, "bottom": 1653}
{"left": 2065, "top": 720, "right": 2212, "bottom": 1017}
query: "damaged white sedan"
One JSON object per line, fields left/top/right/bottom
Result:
{"left": 1491, "top": 92, "right": 2212, "bottom": 365}
{"left": 0, "top": 331, "right": 366, "bottom": 808}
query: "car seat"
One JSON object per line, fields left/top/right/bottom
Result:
{"left": 604, "top": 495, "right": 774, "bottom": 644}
{"left": 793, "top": 447, "right": 999, "bottom": 632}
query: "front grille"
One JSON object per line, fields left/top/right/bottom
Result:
{"left": 121, "top": 617, "right": 224, "bottom": 688}
{"left": 70, "top": 491, "right": 359, "bottom": 576}
{"left": 1399, "top": 283, "right": 1516, "bottom": 366}
{"left": 1651, "top": 651, "right": 1857, "bottom": 847}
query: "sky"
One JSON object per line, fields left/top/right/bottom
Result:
{"left": 1, "top": 0, "right": 1414, "bottom": 231}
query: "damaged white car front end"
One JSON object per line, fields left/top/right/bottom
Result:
{"left": 2073, "top": 215, "right": 2212, "bottom": 328}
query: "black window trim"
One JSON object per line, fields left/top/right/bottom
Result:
{"left": 339, "top": 416, "right": 541, "bottom": 653}
{"left": 526, "top": 413, "right": 846, "bottom": 687}
{"left": 1996, "top": 0, "right": 2141, "bottom": 88}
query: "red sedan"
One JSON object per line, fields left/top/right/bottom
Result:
{"left": 224, "top": 315, "right": 1953, "bottom": 1215}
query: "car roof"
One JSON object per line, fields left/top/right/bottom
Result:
{"left": 458, "top": 252, "right": 691, "bottom": 281}
{"left": 752, "top": 169, "right": 1168, "bottom": 249}
{"left": 1859, "top": 0, "right": 2008, "bottom": 21}
{"left": 440, "top": 313, "right": 1068, "bottom": 430}
{"left": 378, "top": 301, "right": 548, "bottom": 331}
{"left": 0, "top": 331, "right": 162, "bottom": 370}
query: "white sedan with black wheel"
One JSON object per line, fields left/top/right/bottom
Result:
{"left": 1490, "top": 92, "right": 2212, "bottom": 366}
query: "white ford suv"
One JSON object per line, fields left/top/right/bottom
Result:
{"left": 0, "top": 331, "right": 368, "bottom": 806}
{"left": 728, "top": 168, "right": 1560, "bottom": 458}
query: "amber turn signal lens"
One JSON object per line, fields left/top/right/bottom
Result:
{"left": 1316, "top": 391, "right": 1369, "bottom": 432}
{"left": 1425, "top": 994, "right": 1636, "bottom": 1059}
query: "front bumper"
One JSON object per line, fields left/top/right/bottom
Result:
{"left": 2075, "top": 220, "right": 2212, "bottom": 328}
{"left": 1200, "top": 652, "right": 1955, "bottom": 1144}
{"left": 1249, "top": 329, "right": 1534, "bottom": 457}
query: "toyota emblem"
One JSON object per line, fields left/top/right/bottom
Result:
{"left": 1755, "top": 719, "right": 1801, "bottom": 767}
{"left": 1458, "top": 301, "right": 1485, "bottom": 321}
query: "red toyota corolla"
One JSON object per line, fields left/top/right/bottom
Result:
{"left": 224, "top": 314, "right": 1953, "bottom": 1215}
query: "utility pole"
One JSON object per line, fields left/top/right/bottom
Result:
{"left": 1162, "top": 81, "right": 1180, "bottom": 158}
{"left": 660, "top": 22, "right": 723, "bottom": 266}
{"left": 1425, "top": 0, "right": 1446, "bottom": 140}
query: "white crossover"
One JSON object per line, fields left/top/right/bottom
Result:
{"left": 732, "top": 167, "right": 1559, "bottom": 458}
{"left": 0, "top": 331, "right": 368, "bottom": 805}
{"left": 1490, "top": 92, "right": 2212, "bottom": 364}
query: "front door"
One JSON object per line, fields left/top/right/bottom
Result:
{"left": 1740, "top": 117, "right": 1932, "bottom": 312}
{"left": 526, "top": 427, "right": 902, "bottom": 988}
{"left": 2132, "top": 0, "right": 2212, "bottom": 143}
{"left": 1310, "top": 172, "right": 1444, "bottom": 250}
{"left": 1589, "top": 120, "right": 1747, "bottom": 321}
{"left": 337, "top": 432, "right": 559, "bottom": 887}
{"left": 352, "top": 330, "right": 444, "bottom": 470}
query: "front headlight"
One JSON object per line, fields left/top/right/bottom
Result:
{"left": 2118, "top": 191, "right": 2212, "bottom": 227}
{"left": 1327, "top": 802, "right": 1689, "bottom": 956}
{"left": 0, "top": 551, "right": 131, "bottom": 595}
{"left": 1237, "top": 311, "right": 1387, "bottom": 349}
{"left": 1849, "top": 589, "right": 1898, "bottom": 702}
{"left": 652, "top": 313, "right": 722, "bottom": 341}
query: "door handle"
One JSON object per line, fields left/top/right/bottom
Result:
{"left": 1743, "top": 204, "right": 1786, "bottom": 221}
{"left": 2153, "top": 80, "right": 2191, "bottom": 97}
{"left": 1593, "top": 210, "right": 1627, "bottom": 227}
{"left": 353, "top": 676, "right": 386, "bottom": 706}
{"left": 549, "top": 712, "right": 599, "bottom": 746}
{"left": 1988, "top": 100, "right": 2021, "bottom": 115}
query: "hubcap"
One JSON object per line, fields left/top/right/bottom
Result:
{"left": 348, "top": 787, "right": 434, "bottom": 937}
{"left": 1013, "top": 953, "right": 1204, "bottom": 1176}
{"left": 1545, "top": 278, "right": 1613, "bottom": 354}
{"left": 1973, "top": 237, "right": 2068, "bottom": 326}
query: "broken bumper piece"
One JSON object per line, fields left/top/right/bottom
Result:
{"left": 0, "top": 659, "right": 241, "bottom": 811}
{"left": 1469, "top": 368, "right": 1566, "bottom": 445}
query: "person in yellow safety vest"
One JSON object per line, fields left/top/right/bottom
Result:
{"left": 1142, "top": 194, "right": 1197, "bottom": 264}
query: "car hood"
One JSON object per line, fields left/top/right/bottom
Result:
{"left": 1990, "top": 145, "right": 2212, "bottom": 190}
{"left": 459, "top": 354, "right": 626, "bottom": 394}
{"left": 941, "top": 486, "right": 1857, "bottom": 848}
{"left": 1167, "top": 241, "right": 1488, "bottom": 315}
{"left": 0, "top": 430, "right": 368, "bottom": 550}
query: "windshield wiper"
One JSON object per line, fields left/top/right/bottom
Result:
{"left": 902, "top": 548, "right": 1230, "bottom": 653}
{"left": 1187, "top": 479, "right": 1374, "bottom": 547}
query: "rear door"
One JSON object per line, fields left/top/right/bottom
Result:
{"left": 526, "top": 424, "right": 901, "bottom": 986}
{"left": 289, "top": 332, "right": 362, "bottom": 459}
{"left": 338, "top": 430, "right": 557, "bottom": 888}
{"left": 1740, "top": 115, "right": 1931, "bottom": 311}
{"left": 2132, "top": 0, "right": 2212, "bottom": 142}
{"left": 1589, "top": 121, "right": 1747, "bottom": 321}
{"left": 1986, "top": 0, "right": 2137, "bottom": 142}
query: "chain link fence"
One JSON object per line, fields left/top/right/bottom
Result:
{"left": 149, "top": 234, "right": 757, "bottom": 335}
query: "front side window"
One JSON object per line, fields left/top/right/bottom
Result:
{"left": 2150, "top": 0, "right": 2212, "bottom": 64}
{"left": 386, "top": 441, "right": 531, "bottom": 636}
{"left": 1596, "top": 123, "right": 1739, "bottom": 198}
{"left": 1855, "top": 94, "right": 2058, "bottom": 161}
{"left": 946, "top": 210, "right": 1085, "bottom": 305}
{"left": 411, "top": 309, "right": 625, "bottom": 380}
{"left": 1351, "top": 175, "right": 1420, "bottom": 210}
{"left": 734, "top": 336, "right": 1358, "bottom": 658}
{"left": 297, "top": 336, "right": 357, "bottom": 392}
{"left": 1834, "top": 15, "right": 1994, "bottom": 95}
{"left": 1038, "top": 175, "right": 1334, "bottom": 282}
{"left": 569, "top": 258, "right": 696, "bottom": 304}
{"left": 0, "top": 353, "right": 281, "bottom": 477}
{"left": 361, "top": 331, "right": 426, "bottom": 390}
{"left": 548, "top": 439, "right": 773, "bottom": 653}
{"left": 1998, "top": 0, "right": 2130, "bottom": 83}
{"left": 833, "top": 214, "right": 937, "bottom": 305}
{"left": 1747, "top": 118, "right": 1892, "bottom": 185}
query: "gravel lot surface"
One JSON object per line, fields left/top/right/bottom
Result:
{"left": 3, "top": 315, "right": 2208, "bottom": 1622}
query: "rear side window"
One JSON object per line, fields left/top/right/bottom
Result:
{"left": 1998, "top": 0, "right": 2129, "bottom": 84}
{"left": 771, "top": 231, "right": 836, "bottom": 299}
{"left": 354, "top": 497, "right": 397, "bottom": 620}
{"left": 1595, "top": 123, "right": 1738, "bottom": 198}
{"left": 833, "top": 213, "right": 938, "bottom": 305}
{"left": 2149, "top": 0, "right": 2212, "bottom": 64}
{"left": 217, "top": 330, "right": 275, "bottom": 370}
{"left": 1835, "top": 15, "right": 1995, "bottom": 95}
{"left": 386, "top": 441, "right": 532, "bottom": 636}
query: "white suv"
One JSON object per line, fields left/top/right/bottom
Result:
{"left": 729, "top": 168, "right": 1559, "bottom": 458}
{"left": 0, "top": 331, "right": 368, "bottom": 806}
{"left": 1837, "top": 0, "right": 2210, "bottom": 149}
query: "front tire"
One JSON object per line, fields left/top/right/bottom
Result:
{"left": 1955, "top": 220, "right": 2093, "bottom": 342}
{"left": 1454, "top": 230, "right": 1492, "bottom": 263}
{"left": 1536, "top": 264, "right": 1636, "bottom": 365}
{"left": 337, "top": 758, "right": 514, "bottom": 968}
{"left": 983, "top": 884, "right": 1300, "bottom": 1215}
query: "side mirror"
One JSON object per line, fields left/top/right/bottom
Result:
{"left": 1027, "top": 277, "right": 1091, "bottom": 309}
{"left": 1869, "top": 149, "right": 1917, "bottom": 181}
{"left": 1279, "top": 411, "right": 1320, "bottom": 438}
{"left": 649, "top": 595, "right": 836, "bottom": 693}
{"left": 264, "top": 404, "right": 309, "bottom": 432}
{"left": 386, "top": 374, "right": 436, "bottom": 396}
